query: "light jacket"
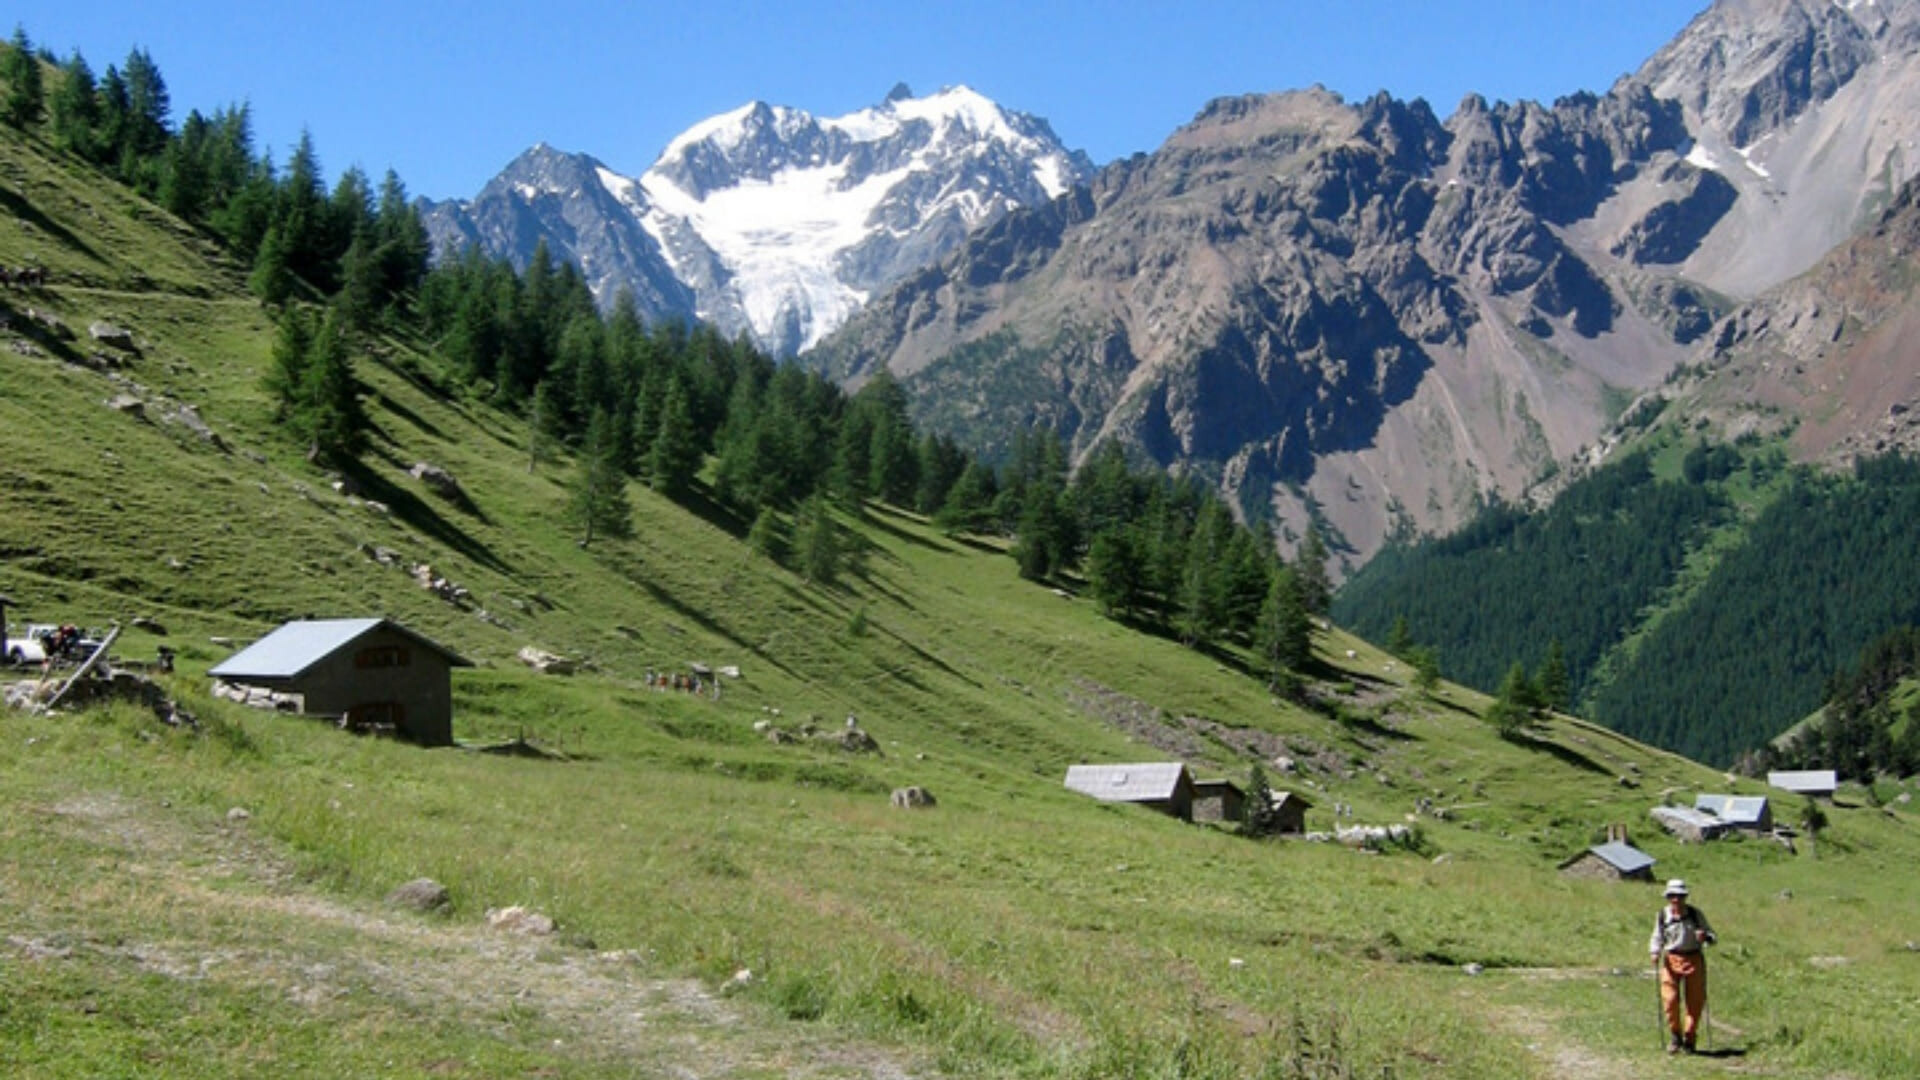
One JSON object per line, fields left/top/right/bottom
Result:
{"left": 1650, "top": 902, "right": 1715, "bottom": 956}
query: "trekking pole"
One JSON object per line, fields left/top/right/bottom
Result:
{"left": 1654, "top": 952, "right": 1667, "bottom": 1053}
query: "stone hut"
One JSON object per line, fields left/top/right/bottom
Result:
{"left": 1191, "top": 778, "right": 1246, "bottom": 823}
{"left": 209, "top": 618, "right": 471, "bottom": 746}
{"left": 1650, "top": 804, "right": 1725, "bottom": 843}
{"left": 1263, "top": 790, "right": 1313, "bottom": 835}
{"left": 1559, "top": 838, "right": 1656, "bottom": 882}
{"left": 1064, "top": 762, "right": 1196, "bottom": 821}
{"left": 1694, "top": 793, "right": 1773, "bottom": 833}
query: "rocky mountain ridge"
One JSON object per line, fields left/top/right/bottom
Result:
{"left": 813, "top": 0, "right": 1920, "bottom": 570}
{"left": 420, "top": 86, "right": 1092, "bottom": 356}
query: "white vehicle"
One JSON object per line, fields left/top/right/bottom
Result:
{"left": 5, "top": 626, "right": 48, "bottom": 665}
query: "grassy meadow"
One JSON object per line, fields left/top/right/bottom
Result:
{"left": 5, "top": 111, "right": 1920, "bottom": 1079}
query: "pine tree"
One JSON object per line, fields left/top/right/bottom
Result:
{"left": 1409, "top": 645, "right": 1442, "bottom": 694}
{"left": 297, "top": 309, "right": 367, "bottom": 466}
{"left": 3, "top": 26, "right": 45, "bottom": 129}
{"left": 567, "top": 408, "right": 632, "bottom": 548}
{"left": 747, "top": 506, "right": 785, "bottom": 563}
{"left": 1386, "top": 615, "right": 1413, "bottom": 658}
{"left": 120, "top": 46, "right": 170, "bottom": 157}
{"left": 647, "top": 377, "right": 701, "bottom": 499}
{"left": 797, "top": 493, "right": 841, "bottom": 586}
{"left": 1536, "top": 640, "right": 1570, "bottom": 713}
{"left": 1292, "top": 526, "right": 1333, "bottom": 615}
{"left": 49, "top": 51, "right": 98, "bottom": 156}
{"left": 528, "top": 380, "right": 559, "bottom": 473}
{"left": 248, "top": 224, "right": 295, "bottom": 306}
{"left": 1487, "top": 661, "right": 1536, "bottom": 738}
{"left": 1085, "top": 527, "right": 1146, "bottom": 619}
{"left": 934, "top": 462, "right": 997, "bottom": 534}
{"left": 1254, "top": 567, "right": 1314, "bottom": 690}
{"left": 262, "top": 308, "right": 313, "bottom": 420}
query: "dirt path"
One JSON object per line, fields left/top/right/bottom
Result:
{"left": 3, "top": 790, "right": 928, "bottom": 1079}
{"left": 1476, "top": 967, "right": 1755, "bottom": 1080}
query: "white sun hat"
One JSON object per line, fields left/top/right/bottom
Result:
{"left": 1664, "top": 878, "right": 1689, "bottom": 897}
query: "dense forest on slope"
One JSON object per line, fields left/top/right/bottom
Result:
{"left": 1588, "top": 454, "right": 1920, "bottom": 764}
{"left": 1338, "top": 444, "right": 1920, "bottom": 766}
{"left": 1334, "top": 446, "right": 1736, "bottom": 713}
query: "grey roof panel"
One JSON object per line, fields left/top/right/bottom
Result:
{"left": 1768, "top": 770, "right": 1837, "bottom": 794}
{"left": 209, "top": 618, "right": 471, "bottom": 679}
{"left": 1590, "top": 841, "right": 1656, "bottom": 874}
{"left": 1694, "top": 794, "right": 1770, "bottom": 824}
{"left": 1064, "top": 762, "right": 1190, "bottom": 803}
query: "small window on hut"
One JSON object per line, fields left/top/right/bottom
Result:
{"left": 355, "top": 646, "right": 411, "bottom": 669}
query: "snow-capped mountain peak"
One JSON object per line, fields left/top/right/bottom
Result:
{"left": 421, "top": 85, "right": 1092, "bottom": 356}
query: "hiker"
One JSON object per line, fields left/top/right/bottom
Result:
{"left": 1649, "top": 878, "right": 1717, "bottom": 1054}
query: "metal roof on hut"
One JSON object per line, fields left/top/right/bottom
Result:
{"left": 1064, "top": 762, "right": 1191, "bottom": 803}
{"left": 1694, "top": 794, "right": 1772, "bottom": 830}
{"left": 1064, "top": 762, "right": 1197, "bottom": 820}
{"left": 1559, "top": 840, "right": 1656, "bottom": 880}
{"left": 1768, "top": 770, "right": 1837, "bottom": 798}
{"left": 210, "top": 618, "right": 472, "bottom": 679}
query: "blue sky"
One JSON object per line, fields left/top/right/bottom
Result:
{"left": 11, "top": 1, "right": 1709, "bottom": 200}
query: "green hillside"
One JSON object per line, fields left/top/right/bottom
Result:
{"left": 6, "top": 76, "right": 1920, "bottom": 1080}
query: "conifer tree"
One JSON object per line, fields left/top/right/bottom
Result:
{"left": 934, "top": 462, "right": 997, "bottom": 535}
{"left": 1487, "top": 661, "right": 1536, "bottom": 738}
{"left": 263, "top": 308, "right": 313, "bottom": 420}
{"left": 120, "top": 46, "right": 169, "bottom": 157}
{"left": 1085, "top": 526, "right": 1146, "bottom": 619}
{"left": 1292, "top": 525, "right": 1333, "bottom": 616}
{"left": 747, "top": 506, "right": 785, "bottom": 562}
{"left": 1386, "top": 615, "right": 1413, "bottom": 658}
{"left": 1536, "top": 640, "right": 1570, "bottom": 713}
{"left": 567, "top": 407, "right": 632, "bottom": 547}
{"left": 647, "top": 377, "right": 701, "bottom": 499}
{"left": 1254, "top": 566, "right": 1314, "bottom": 690}
{"left": 297, "top": 309, "right": 367, "bottom": 466}
{"left": 797, "top": 493, "right": 841, "bottom": 586}
{"left": 49, "top": 51, "right": 98, "bottom": 156}
{"left": 249, "top": 224, "right": 295, "bottom": 306}
{"left": 3, "top": 26, "right": 45, "bottom": 129}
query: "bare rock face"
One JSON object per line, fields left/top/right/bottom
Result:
{"left": 812, "top": 0, "right": 1920, "bottom": 570}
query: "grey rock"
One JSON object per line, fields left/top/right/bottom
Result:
{"left": 388, "top": 878, "right": 452, "bottom": 912}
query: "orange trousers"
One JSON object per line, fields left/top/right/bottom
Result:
{"left": 1660, "top": 951, "right": 1706, "bottom": 1037}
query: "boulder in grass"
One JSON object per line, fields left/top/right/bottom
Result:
{"left": 388, "top": 878, "right": 452, "bottom": 913}
{"left": 517, "top": 646, "right": 575, "bottom": 675}
{"left": 89, "top": 323, "right": 138, "bottom": 351}
{"left": 410, "top": 462, "right": 464, "bottom": 500}
{"left": 486, "top": 905, "right": 554, "bottom": 936}
{"left": 889, "top": 786, "right": 936, "bottom": 809}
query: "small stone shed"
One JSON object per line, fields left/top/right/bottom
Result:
{"left": 1262, "top": 790, "right": 1313, "bottom": 835}
{"left": 1064, "top": 762, "right": 1196, "bottom": 820}
{"left": 1651, "top": 804, "right": 1726, "bottom": 843}
{"left": 1191, "top": 778, "right": 1246, "bottom": 823}
{"left": 1768, "top": 770, "right": 1838, "bottom": 800}
{"left": 209, "top": 618, "right": 471, "bottom": 746}
{"left": 1694, "top": 793, "right": 1773, "bottom": 833}
{"left": 1559, "top": 840, "right": 1656, "bottom": 882}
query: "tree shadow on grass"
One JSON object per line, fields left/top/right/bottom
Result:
{"left": 862, "top": 503, "right": 960, "bottom": 555}
{"left": 1501, "top": 730, "right": 1614, "bottom": 776}
{"left": 0, "top": 186, "right": 101, "bottom": 262}
{"left": 368, "top": 388, "right": 448, "bottom": 441}
{"left": 665, "top": 483, "right": 750, "bottom": 540}
{"left": 348, "top": 465, "right": 510, "bottom": 574}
